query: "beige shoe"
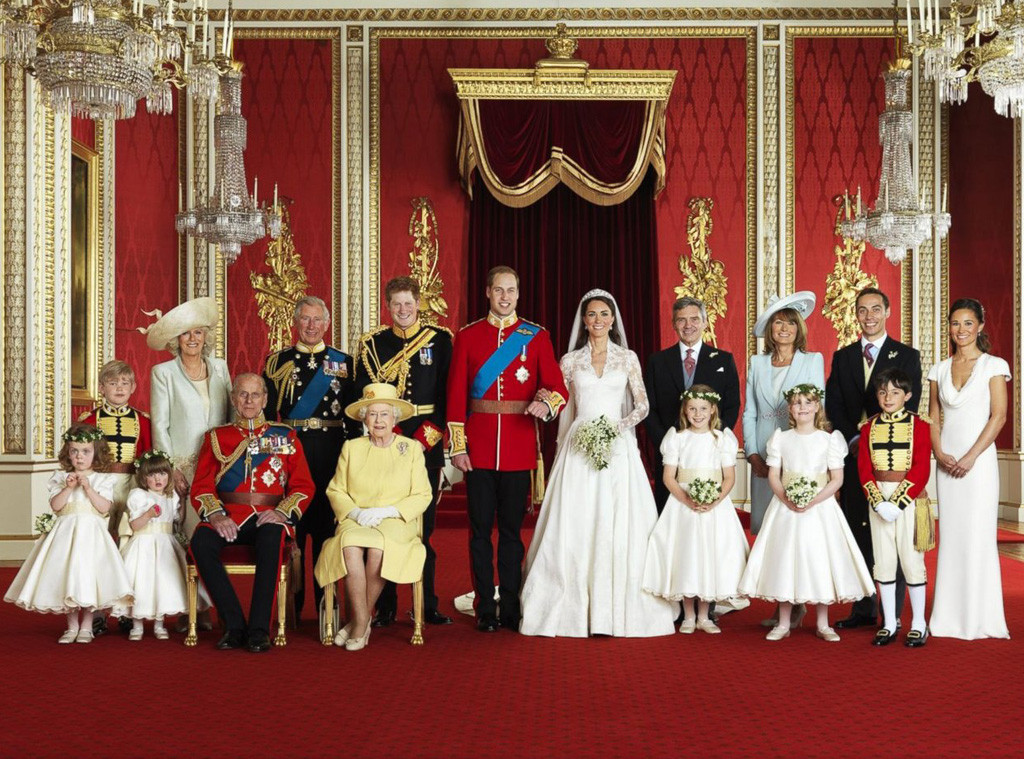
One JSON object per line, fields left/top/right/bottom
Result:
{"left": 58, "top": 629, "right": 77, "bottom": 644}
{"left": 128, "top": 628, "right": 143, "bottom": 641}
{"left": 333, "top": 622, "right": 354, "bottom": 647}
{"left": 345, "top": 623, "right": 372, "bottom": 651}
{"left": 75, "top": 629, "right": 94, "bottom": 644}
{"left": 816, "top": 626, "right": 841, "bottom": 642}
{"left": 153, "top": 626, "right": 169, "bottom": 640}
{"left": 765, "top": 625, "right": 790, "bottom": 641}
{"left": 696, "top": 619, "right": 721, "bottom": 634}
{"left": 678, "top": 620, "right": 697, "bottom": 634}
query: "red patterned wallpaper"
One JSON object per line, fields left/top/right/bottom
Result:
{"left": 71, "top": 118, "right": 94, "bottom": 150}
{"left": 227, "top": 37, "right": 335, "bottom": 373}
{"left": 378, "top": 34, "right": 749, "bottom": 364}
{"left": 948, "top": 82, "right": 1015, "bottom": 449}
{"left": 792, "top": 36, "right": 902, "bottom": 362}
{"left": 114, "top": 94, "right": 181, "bottom": 409}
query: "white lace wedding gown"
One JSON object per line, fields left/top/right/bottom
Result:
{"left": 520, "top": 342, "right": 677, "bottom": 637}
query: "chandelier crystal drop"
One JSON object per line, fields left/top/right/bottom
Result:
{"left": 0, "top": 0, "right": 229, "bottom": 120}
{"left": 175, "top": 66, "right": 282, "bottom": 265}
{"left": 841, "top": 61, "right": 951, "bottom": 264}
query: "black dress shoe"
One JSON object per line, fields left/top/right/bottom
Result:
{"left": 92, "top": 616, "right": 108, "bottom": 636}
{"left": 904, "top": 629, "right": 928, "bottom": 648}
{"left": 476, "top": 616, "right": 500, "bottom": 633}
{"left": 499, "top": 618, "right": 521, "bottom": 632}
{"left": 247, "top": 630, "right": 271, "bottom": 653}
{"left": 117, "top": 616, "right": 134, "bottom": 634}
{"left": 872, "top": 628, "right": 899, "bottom": 646}
{"left": 835, "top": 614, "right": 876, "bottom": 630}
{"left": 371, "top": 609, "right": 397, "bottom": 628}
{"left": 424, "top": 609, "right": 453, "bottom": 625}
{"left": 216, "top": 630, "right": 245, "bottom": 650}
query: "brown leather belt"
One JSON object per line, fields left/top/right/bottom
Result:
{"left": 873, "top": 471, "right": 907, "bottom": 483}
{"left": 283, "top": 418, "right": 346, "bottom": 431}
{"left": 108, "top": 463, "right": 134, "bottom": 474}
{"left": 469, "top": 399, "right": 529, "bottom": 415}
{"left": 217, "top": 492, "right": 282, "bottom": 507}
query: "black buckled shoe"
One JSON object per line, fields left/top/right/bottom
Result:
{"left": 835, "top": 614, "right": 876, "bottom": 630}
{"left": 371, "top": 608, "right": 397, "bottom": 628}
{"left": 904, "top": 628, "right": 928, "bottom": 648}
{"left": 872, "top": 628, "right": 899, "bottom": 646}
{"left": 216, "top": 630, "right": 246, "bottom": 650}
{"left": 424, "top": 609, "right": 453, "bottom": 625}
{"left": 247, "top": 630, "right": 271, "bottom": 653}
{"left": 92, "top": 616, "right": 108, "bottom": 636}
{"left": 476, "top": 615, "right": 500, "bottom": 633}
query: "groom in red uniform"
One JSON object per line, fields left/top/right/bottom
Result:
{"left": 447, "top": 266, "right": 568, "bottom": 632}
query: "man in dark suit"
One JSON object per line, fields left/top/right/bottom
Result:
{"left": 825, "top": 287, "right": 922, "bottom": 629}
{"left": 644, "top": 296, "right": 741, "bottom": 513}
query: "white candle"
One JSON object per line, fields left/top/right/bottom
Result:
{"left": 221, "top": 9, "right": 229, "bottom": 55}
{"left": 906, "top": 0, "right": 914, "bottom": 45}
{"left": 844, "top": 192, "right": 851, "bottom": 219}
{"left": 942, "top": 181, "right": 948, "bottom": 212}
{"left": 178, "top": 181, "right": 183, "bottom": 212}
{"left": 167, "top": 0, "right": 174, "bottom": 25}
{"left": 918, "top": 0, "right": 925, "bottom": 33}
{"left": 253, "top": 176, "right": 258, "bottom": 207}
{"left": 885, "top": 179, "right": 890, "bottom": 211}
{"left": 857, "top": 185, "right": 862, "bottom": 215}
{"left": 273, "top": 183, "right": 278, "bottom": 209}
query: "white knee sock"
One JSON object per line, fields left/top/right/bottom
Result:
{"left": 879, "top": 582, "right": 897, "bottom": 631}
{"left": 908, "top": 584, "right": 927, "bottom": 633}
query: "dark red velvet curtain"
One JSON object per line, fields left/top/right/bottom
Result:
{"left": 477, "top": 99, "right": 648, "bottom": 184}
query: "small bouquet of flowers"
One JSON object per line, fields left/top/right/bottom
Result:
{"left": 785, "top": 476, "right": 819, "bottom": 507}
{"left": 34, "top": 512, "right": 55, "bottom": 535}
{"left": 174, "top": 530, "right": 190, "bottom": 549}
{"left": 571, "top": 415, "right": 619, "bottom": 471}
{"left": 688, "top": 478, "right": 721, "bottom": 505}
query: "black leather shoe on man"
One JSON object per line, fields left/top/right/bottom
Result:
{"left": 92, "top": 616, "right": 108, "bottom": 636}
{"left": 371, "top": 608, "right": 397, "bottom": 628}
{"left": 476, "top": 615, "right": 500, "bottom": 632}
{"left": 247, "top": 630, "right": 272, "bottom": 653}
{"left": 835, "top": 613, "right": 876, "bottom": 630}
{"left": 499, "top": 617, "right": 520, "bottom": 632}
{"left": 216, "top": 630, "right": 246, "bottom": 650}
{"left": 424, "top": 609, "right": 453, "bottom": 625}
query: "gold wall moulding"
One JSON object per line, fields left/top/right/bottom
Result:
{"left": 449, "top": 68, "right": 676, "bottom": 100}
{"left": 250, "top": 204, "right": 309, "bottom": 354}
{"left": 406, "top": 198, "right": 447, "bottom": 327}
{"left": 675, "top": 197, "right": 727, "bottom": 348}
{"left": 822, "top": 193, "right": 878, "bottom": 348}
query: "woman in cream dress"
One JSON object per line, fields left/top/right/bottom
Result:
{"left": 315, "top": 384, "right": 432, "bottom": 651}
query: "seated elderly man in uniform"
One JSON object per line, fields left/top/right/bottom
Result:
{"left": 190, "top": 373, "right": 315, "bottom": 653}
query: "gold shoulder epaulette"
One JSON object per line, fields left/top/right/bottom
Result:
{"left": 358, "top": 324, "right": 389, "bottom": 344}
{"left": 459, "top": 318, "right": 485, "bottom": 332}
{"left": 429, "top": 324, "right": 454, "bottom": 338}
{"left": 519, "top": 318, "right": 546, "bottom": 331}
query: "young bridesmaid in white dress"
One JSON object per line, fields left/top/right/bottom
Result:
{"left": 4, "top": 425, "right": 133, "bottom": 643}
{"left": 642, "top": 385, "right": 749, "bottom": 634}
{"left": 738, "top": 385, "right": 874, "bottom": 642}
{"left": 121, "top": 451, "right": 191, "bottom": 640}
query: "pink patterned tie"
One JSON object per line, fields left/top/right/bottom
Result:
{"left": 684, "top": 348, "right": 696, "bottom": 388}
{"left": 864, "top": 343, "right": 876, "bottom": 368}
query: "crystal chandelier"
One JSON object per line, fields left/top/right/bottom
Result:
{"left": 0, "top": 0, "right": 224, "bottom": 120}
{"left": 175, "top": 64, "right": 281, "bottom": 265}
{"left": 842, "top": 57, "right": 951, "bottom": 264}
{"left": 907, "top": 0, "right": 1024, "bottom": 117}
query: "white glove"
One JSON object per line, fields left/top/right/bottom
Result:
{"left": 378, "top": 506, "right": 400, "bottom": 520}
{"left": 875, "top": 501, "right": 900, "bottom": 523}
{"left": 355, "top": 506, "right": 400, "bottom": 527}
{"left": 347, "top": 507, "right": 364, "bottom": 524}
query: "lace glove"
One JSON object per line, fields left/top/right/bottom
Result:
{"left": 875, "top": 501, "right": 900, "bottom": 523}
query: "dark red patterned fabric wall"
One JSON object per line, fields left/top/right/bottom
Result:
{"left": 114, "top": 97, "right": 180, "bottom": 409}
{"left": 228, "top": 38, "right": 335, "bottom": 373}
{"left": 71, "top": 118, "right": 94, "bottom": 150}
{"left": 378, "top": 35, "right": 749, "bottom": 364}
{"left": 948, "top": 82, "right": 1015, "bottom": 449}
{"left": 792, "top": 37, "right": 901, "bottom": 362}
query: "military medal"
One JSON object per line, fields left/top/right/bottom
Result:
{"left": 261, "top": 469, "right": 276, "bottom": 487}
{"left": 306, "top": 353, "right": 317, "bottom": 370}
{"left": 269, "top": 455, "right": 283, "bottom": 472}
{"left": 330, "top": 399, "right": 341, "bottom": 416}
{"left": 419, "top": 345, "right": 433, "bottom": 366}
{"left": 330, "top": 378, "right": 341, "bottom": 394}
{"left": 520, "top": 346, "right": 528, "bottom": 361}
{"left": 323, "top": 358, "right": 348, "bottom": 378}
{"left": 516, "top": 365, "right": 530, "bottom": 384}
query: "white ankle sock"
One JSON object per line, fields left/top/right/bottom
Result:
{"left": 132, "top": 619, "right": 144, "bottom": 633}
{"left": 879, "top": 582, "right": 897, "bottom": 630}
{"left": 908, "top": 584, "right": 927, "bottom": 633}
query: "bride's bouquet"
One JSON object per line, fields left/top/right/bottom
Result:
{"left": 784, "top": 476, "right": 819, "bottom": 507}
{"left": 688, "top": 478, "right": 721, "bottom": 505}
{"left": 571, "top": 415, "right": 619, "bottom": 471}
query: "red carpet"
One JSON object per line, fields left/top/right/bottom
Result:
{"left": 997, "top": 528, "right": 1024, "bottom": 544}
{"left": 2, "top": 527, "right": 1023, "bottom": 758}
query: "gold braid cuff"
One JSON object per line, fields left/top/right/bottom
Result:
{"left": 196, "top": 494, "right": 226, "bottom": 519}
{"left": 890, "top": 480, "right": 915, "bottom": 510}
{"left": 864, "top": 481, "right": 884, "bottom": 509}
{"left": 275, "top": 493, "right": 307, "bottom": 522}
{"left": 544, "top": 391, "right": 567, "bottom": 419}
{"left": 447, "top": 422, "right": 467, "bottom": 456}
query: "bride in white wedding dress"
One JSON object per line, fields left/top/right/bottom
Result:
{"left": 520, "top": 289, "right": 677, "bottom": 637}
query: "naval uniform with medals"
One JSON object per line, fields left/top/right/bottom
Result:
{"left": 354, "top": 319, "right": 452, "bottom": 622}
{"left": 262, "top": 340, "right": 360, "bottom": 615}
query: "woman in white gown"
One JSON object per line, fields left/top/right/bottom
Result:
{"left": 928, "top": 298, "right": 1010, "bottom": 640}
{"left": 520, "top": 289, "right": 676, "bottom": 637}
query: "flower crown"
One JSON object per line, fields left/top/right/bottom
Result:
{"left": 62, "top": 428, "right": 104, "bottom": 444}
{"left": 682, "top": 388, "right": 721, "bottom": 405}
{"left": 784, "top": 383, "right": 825, "bottom": 402}
{"left": 133, "top": 449, "right": 172, "bottom": 470}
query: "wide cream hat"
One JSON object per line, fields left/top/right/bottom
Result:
{"left": 753, "top": 291, "right": 816, "bottom": 338}
{"left": 344, "top": 382, "right": 416, "bottom": 422}
{"left": 143, "top": 297, "right": 219, "bottom": 352}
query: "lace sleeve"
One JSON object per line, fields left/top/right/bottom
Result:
{"left": 619, "top": 350, "right": 649, "bottom": 431}
{"left": 559, "top": 352, "right": 575, "bottom": 389}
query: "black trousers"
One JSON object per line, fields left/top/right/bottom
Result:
{"left": 465, "top": 468, "right": 530, "bottom": 623}
{"left": 840, "top": 454, "right": 906, "bottom": 619}
{"left": 376, "top": 468, "right": 441, "bottom": 615}
{"left": 191, "top": 520, "right": 286, "bottom": 634}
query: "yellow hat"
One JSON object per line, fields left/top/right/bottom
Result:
{"left": 142, "top": 297, "right": 219, "bottom": 352}
{"left": 344, "top": 383, "right": 415, "bottom": 422}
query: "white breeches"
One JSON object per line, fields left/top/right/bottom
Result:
{"left": 868, "top": 481, "right": 926, "bottom": 585}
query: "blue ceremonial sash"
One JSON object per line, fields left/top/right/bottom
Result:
{"left": 218, "top": 442, "right": 270, "bottom": 494}
{"left": 290, "top": 347, "right": 347, "bottom": 420}
{"left": 470, "top": 322, "right": 540, "bottom": 399}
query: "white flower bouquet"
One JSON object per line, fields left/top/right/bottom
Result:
{"left": 174, "top": 530, "right": 190, "bottom": 549}
{"left": 785, "top": 476, "right": 819, "bottom": 507}
{"left": 688, "top": 478, "right": 721, "bottom": 505}
{"left": 34, "top": 512, "right": 55, "bottom": 535}
{"left": 571, "top": 415, "right": 619, "bottom": 471}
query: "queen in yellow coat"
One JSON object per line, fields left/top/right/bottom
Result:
{"left": 314, "top": 384, "right": 431, "bottom": 650}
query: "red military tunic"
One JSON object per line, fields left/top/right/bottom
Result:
{"left": 446, "top": 312, "right": 568, "bottom": 471}
{"left": 857, "top": 409, "right": 932, "bottom": 510}
{"left": 191, "top": 414, "right": 315, "bottom": 536}
{"left": 77, "top": 402, "right": 152, "bottom": 470}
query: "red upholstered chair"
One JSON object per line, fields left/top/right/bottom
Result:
{"left": 184, "top": 541, "right": 296, "bottom": 647}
